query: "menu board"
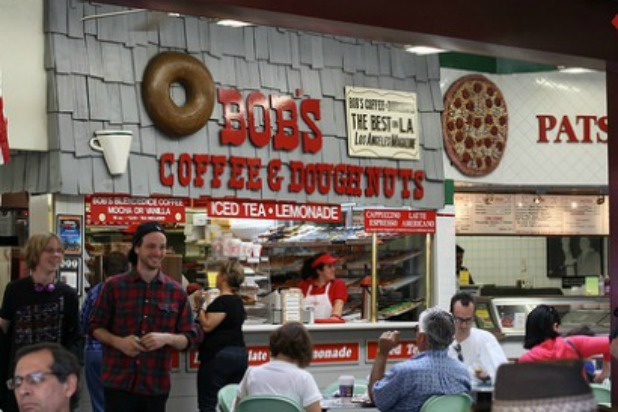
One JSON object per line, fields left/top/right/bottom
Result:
{"left": 455, "top": 193, "right": 608, "bottom": 235}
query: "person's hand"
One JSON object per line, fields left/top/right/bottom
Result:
{"left": 140, "top": 332, "right": 171, "bottom": 351}
{"left": 115, "top": 335, "right": 145, "bottom": 357}
{"left": 593, "top": 369, "right": 609, "bottom": 384}
{"left": 378, "top": 331, "right": 399, "bottom": 355}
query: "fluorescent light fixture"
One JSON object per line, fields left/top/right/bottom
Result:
{"left": 405, "top": 46, "right": 446, "bottom": 55}
{"left": 217, "top": 19, "right": 252, "bottom": 28}
{"left": 558, "top": 66, "right": 595, "bottom": 74}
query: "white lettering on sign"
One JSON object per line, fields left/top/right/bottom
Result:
{"left": 312, "top": 346, "right": 352, "bottom": 360}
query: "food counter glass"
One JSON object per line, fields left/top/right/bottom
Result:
{"left": 473, "top": 295, "right": 611, "bottom": 359}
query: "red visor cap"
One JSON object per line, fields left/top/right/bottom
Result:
{"left": 311, "top": 253, "right": 339, "bottom": 269}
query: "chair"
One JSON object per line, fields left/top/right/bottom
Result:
{"left": 493, "top": 360, "right": 597, "bottom": 411}
{"left": 217, "top": 383, "right": 239, "bottom": 412}
{"left": 419, "top": 393, "right": 473, "bottom": 412}
{"left": 590, "top": 383, "right": 611, "bottom": 405}
{"left": 321, "top": 378, "right": 369, "bottom": 397}
{"left": 236, "top": 395, "right": 304, "bottom": 412}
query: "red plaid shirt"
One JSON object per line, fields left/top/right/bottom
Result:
{"left": 89, "top": 270, "right": 200, "bottom": 395}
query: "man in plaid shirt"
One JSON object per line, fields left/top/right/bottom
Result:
{"left": 90, "top": 222, "right": 201, "bottom": 412}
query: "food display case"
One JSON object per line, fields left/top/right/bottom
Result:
{"left": 481, "top": 296, "right": 611, "bottom": 336}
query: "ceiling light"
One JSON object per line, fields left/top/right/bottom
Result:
{"left": 217, "top": 19, "right": 252, "bottom": 28}
{"left": 533, "top": 195, "right": 543, "bottom": 204}
{"left": 597, "top": 195, "right": 605, "bottom": 205}
{"left": 558, "top": 66, "right": 595, "bottom": 74}
{"left": 404, "top": 46, "right": 446, "bottom": 55}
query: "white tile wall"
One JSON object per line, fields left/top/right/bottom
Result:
{"left": 457, "top": 236, "right": 564, "bottom": 289}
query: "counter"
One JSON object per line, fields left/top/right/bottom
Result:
{"left": 166, "top": 321, "right": 419, "bottom": 410}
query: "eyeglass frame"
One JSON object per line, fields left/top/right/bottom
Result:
{"left": 6, "top": 371, "right": 62, "bottom": 391}
{"left": 453, "top": 316, "right": 474, "bottom": 324}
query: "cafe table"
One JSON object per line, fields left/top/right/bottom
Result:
{"left": 320, "top": 397, "right": 379, "bottom": 411}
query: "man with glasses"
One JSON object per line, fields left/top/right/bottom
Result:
{"left": 448, "top": 292, "right": 507, "bottom": 384}
{"left": 8, "top": 342, "right": 80, "bottom": 412}
{"left": 0, "top": 233, "right": 79, "bottom": 412}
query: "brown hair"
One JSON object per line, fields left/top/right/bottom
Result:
{"left": 219, "top": 260, "right": 245, "bottom": 290}
{"left": 23, "top": 233, "right": 63, "bottom": 271}
{"left": 102, "top": 251, "right": 129, "bottom": 278}
{"left": 269, "top": 322, "right": 313, "bottom": 368}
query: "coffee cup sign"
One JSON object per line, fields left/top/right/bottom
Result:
{"left": 90, "top": 130, "right": 133, "bottom": 175}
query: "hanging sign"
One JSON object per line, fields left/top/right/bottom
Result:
{"left": 345, "top": 86, "right": 420, "bottom": 160}
{"left": 195, "top": 198, "right": 342, "bottom": 223}
{"left": 364, "top": 209, "right": 436, "bottom": 233}
{"left": 85, "top": 195, "right": 186, "bottom": 225}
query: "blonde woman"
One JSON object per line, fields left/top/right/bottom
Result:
{"left": 197, "top": 260, "right": 248, "bottom": 412}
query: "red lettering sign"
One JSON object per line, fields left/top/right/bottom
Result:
{"left": 159, "top": 154, "right": 426, "bottom": 203}
{"left": 536, "top": 114, "right": 607, "bottom": 144}
{"left": 364, "top": 209, "right": 436, "bottom": 233}
{"left": 218, "top": 88, "right": 322, "bottom": 152}
{"left": 311, "top": 343, "right": 360, "bottom": 364}
{"left": 366, "top": 340, "right": 417, "bottom": 362}
{"left": 247, "top": 346, "right": 271, "bottom": 366}
{"left": 194, "top": 198, "right": 342, "bottom": 223}
{"left": 85, "top": 195, "right": 187, "bottom": 225}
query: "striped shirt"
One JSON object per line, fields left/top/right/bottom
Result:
{"left": 89, "top": 270, "right": 200, "bottom": 395}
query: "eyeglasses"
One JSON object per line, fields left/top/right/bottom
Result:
{"left": 454, "top": 343, "right": 464, "bottom": 362}
{"left": 454, "top": 316, "right": 474, "bottom": 324}
{"left": 6, "top": 371, "right": 60, "bottom": 390}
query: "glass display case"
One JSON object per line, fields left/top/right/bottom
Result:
{"left": 481, "top": 296, "right": 610, "bottom": 336}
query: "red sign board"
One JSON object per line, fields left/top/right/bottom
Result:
{"left": 85, "top": 195, "right": 187, "bottom": 225}
{"left": 247, "top": 346, "right": 271, "bottom": 366}
{"left": 366, "top": 340, "right": 417, "bottom": 362}
{"left": 364, "top": 209, "right": 436, "bottom": 233}
{"left": 247, "top": 342, "right": 360, "bottom": 366}
{"left": 196, "top": 198, "right": 342, "bottom": 223}
{"left": 186, "top": 350, "right": 200, "bottom": 371}
{"left": 311, "top": 342, "right": 360, "bottom": 364}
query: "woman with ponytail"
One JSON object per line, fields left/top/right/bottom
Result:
{"left": 196, "top": 260, "right": 248, "bottom": 412}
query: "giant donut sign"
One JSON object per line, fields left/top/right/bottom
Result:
{"left": 142, "top": 51, "right": 215, "bottom": 137}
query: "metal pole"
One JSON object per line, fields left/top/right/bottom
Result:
{"left": 425, "top": 233, "right": 432, "bottom": 308}
{"left": 371, "top": 232, "right": 378, "bottom": 323}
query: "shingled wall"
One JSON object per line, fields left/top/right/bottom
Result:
{"left": 0, "top": 0, "right": 446, "bottom": 209}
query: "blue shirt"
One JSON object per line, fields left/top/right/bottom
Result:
{"left": 80, "top": 282, "right": 103, "bottom": 351}
{"left": 373, "top": 350, "right": 471, "bottom": 412}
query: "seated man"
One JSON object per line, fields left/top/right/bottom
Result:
{"left": 369, "top": 307, "right": 470, "bottom": 412}
{"left": 8, "top": 342, "right": 80, "bottom": 412}
{"left": 448, "top": 292, "right": 507, "bottom": 384}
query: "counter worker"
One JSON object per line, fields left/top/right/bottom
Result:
{"left": 448, "top": 292, "right": 507, "bottom": 384}
{"left": 89, "top": 222, "right": 202, "bottom": 412}
{"left": 298, "top": 253, "right": 348, "bottom": 320}
{"left": 456, "top": 245, "right": 474, "bottom": 285}
{"left": 0, "top": 233, "right": 79, "bottom": 412}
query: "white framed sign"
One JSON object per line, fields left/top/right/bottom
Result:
{"left": 345, "top": 86, "right": 420, "bottom": 160}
